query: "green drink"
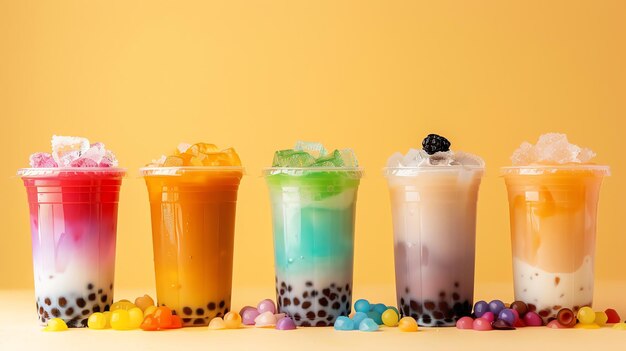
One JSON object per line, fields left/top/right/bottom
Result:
{"left": 265, "top": 142, "right": 362, "bottom": 327}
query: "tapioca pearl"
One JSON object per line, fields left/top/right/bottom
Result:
{"left": 100, "top": 295, "right": 108, "bottom": 303}
{"left": 283, "top": 298, "right": 291, "bottom": 306}
{"left": 438, "top": 301, "right": 449, "bottom": 311}
{"left": 302, "top": 291, "right": 309, "bottom": 298}
{"left": 422, "top": 315, "right": 432, "bottom": 324}
{"left": 341, "top": 295, "right": 347, "bottom": 303}
{"left": 45, "top": 298, "right": 51, "bottom": 306}
{"left": 39, "top": 306, "right": 44, "bottom": 315}
{"left": 87, "top": 283, "right": 94, "bottom": 290}
{"left": 287, "top": 286, "right": 292, "bottom": 292}
{"left": 311, "top": 290, "right": 318, "bottom": 297}
{"left": 82, "top": 309, "right": 90, "bottom": 316}
{"left": 433, "top": 311, "right": 444, "bottom": 319}
{"left": 58, "top": 297, "right": 67, "bottom": 307}
{"left": 318, "top": 310, "right": 327, "bottom": 317}
{"left": 182, "top": 307, "right": 192, "bottom": 315}
{"left": 332, "top": 302, "right": 340, "bottom": 310}
{"left": 219, "top": 300, "right": 225, "bottom": 308}
{"left": 454, "top": 282, "right": 459, "bottom": 288}
{"left": 88, "top": 293, "right": 96, "bottom": 301}
{"left": 182, "top": 318, "right": 192, "bottom": 324}
{"left": 319, "top": 298, "right": 328, "bottom": 306}
{"left": 51, "top": 308, "right": 61, "bottom": 317}
{"left": 81, "top": 318, "right": 89, "bottom": 327}
{"left": 306, "top": 311, "right": 316, "bottom": 320}
{"left": 329, "top": 293, "right": 338, "bottom": 301}
{"left": 97, "top": 288, "right": 103, "bottom": 294}
{"left": 65, "top": 307, "right": 74, "bottom": 316}
{"left": 193, "top": 318, "right": 206, "bottom": 325}
{"left": 316, "top": 321, "right": 327, "bottom": 327}
{"left": 207, "top": 302, "right": 216, "bottom": 311}
{"left": 452, "top": 293, "right": 460, "bottom": 301}
{"left": 109, "top": 283, "right": 113, "bottom": 290}
{"left": 93, "top": 305, "right": 101, "bottom": 313}
{"left": 322, "top": 288, "right": 330, "bottom": 297}
{"left": 301, "top": 301, "right": 311, "bottom": 309}
{"left": 424, "top": 301, "right": 435, "bottom": 311}
{"left": 280, "top": 281, "right": 287, "bottom": 288}
{"left": 279, "top": 288, "right": 285, "bottom": 295}
{"left": 104, "top": 304, "right": 110, "bottom": 311}
{"left": 293, "top": 298, "right": 300, "bottom": 306}
{"left": 196, "top": 308, "right": 204, "bottom": 316}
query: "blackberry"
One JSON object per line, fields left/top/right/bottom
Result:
{"left": 422, "top": 134, "right": 451, "bottom": 155}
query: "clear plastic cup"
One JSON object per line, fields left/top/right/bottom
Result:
{"left": 141, "top": 166, "right": 243, "bottom": 327}
{"left": 502, "top": 165, "right": 609, "bottom": 320}
{"left": 384, "top": 165, "right": 484, "bottom": 326}
{"left": 264, "top": 168, "right": 362, "bottom": 327}
{"left": 18, "top": 167, "right": 126, "bottom": 327}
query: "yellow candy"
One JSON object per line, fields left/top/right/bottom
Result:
{"left": 134, "top": 295, "right": 155, "bottom": 312}
{"left": 88, "top": 313, "right": 107, "bottom": 329}
{"left": 143, "top": 305, "right": 157, "bottom": 317}
{"left": 595, "top": 311, "right": 608, "bottom": 326}
{"left": 128, "top": 307, "right": 144, "bottom": 329}
{"left": 208, "top": 317, "right": 227, "bottom": 330}
{"left": 612, "top": 323, "right": 626, "bottom": 330}
{"left": 103, "top": 311, "right": 112, "bottom": 328}
{"left": 381, "top": 309, "right": 399, "bottom": 327}
{"left": 43, "top": 318, "right": 68, "bottom": 332}
{"left": 110, "top": 300, "right": 137, "bottom": 311}
{"left": 224, "top": 311, "right": 242, "bottom": 329}
{"left": 398, "top": 317, "right": 418, "bottom": 332}
{"left": 111, "top": 310, "right": 131, "bottom": 330}
{"left": 577, "top": 307, "right": 596, "bottom": 325}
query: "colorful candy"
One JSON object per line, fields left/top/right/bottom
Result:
{"left": 333, "top": 316, "right": 355, "bottom": 331}
{"left": 110, "top": 300, "right": 137, "bottom": 311}
{"left": 481, "top": 312, "right": 495, "bottom": 323}
{"left": 224, "top": 311, "right": 242, "bottom": 329}
{"left": 612, "top": 323, "right": 626, "bottom": 330}
{"left": 492, "top": 319, "right": 515, "bottom": 330}
{"left": 488, "top": 300, "right": 505, "bottom": 316}
{"left": 254, "top": 311, "right": 278, "bottom": 327}
{"left": 242, "top": 307, "right": 260, "bottom": 325}
{"left": 208, "top": 317, "right": 227, "bottom": 330}
{"left": 128, "top": 307, "right": 144, "bottom": 329}
{"left": 134, "top": 295, "right": 155, "bottom": 312}
{"left": 359, "top": 318, "right": 379, "bottom": 332}
{"left": 523, "top": 311, "right": 543, "bottom": 326}
{"left": 366, "top": 311, "right": 383, "bottom": 325}
{"left": 88, "top": 313, "right": 107, "bottom": 329}
{"left": 577, "top": 307, "right": 596, "bottom": 325}
{"left": 381, "top": 309, "right": 399, "bottom": 327}
{"left": 257, "top": 299, "right": 276, "bottom": 314}
{"left": 472, "top": 318, "right": 492, "bottom": 331}
{"left": 372, "top": 303, "right": 387, "bottom": 315}
{"left": 510, "top": 301, "right": 528, "bottom": 317}
{"left": 473, "top": 301, "right": 489, "bottom": 318}
{"left": 456, "top": 316, "right": 474, "bottom": 329}
{"left": 605, "top": 309, "right": 621, "bottom": 324}
{"left": 595, "top": 312, "right": 608, "bottom": 326}
{"left": 43, "top": 318, "right": 68, "bottom": 332}
{"left": 397, "top": 317, "right": 418, "bottom": 332}
{"left": 276, "top": 317, "right": 296, "bottom": 330}
{"left": 111, "top": 310, "right": 131, "bottom": 330}
{"left": 556, "top": 308, "right": 576, "bottom": 328}
{"left": 354, "top": 299, "right": 370, "bottom": 313}
{"left": 143, "top": 306, "right": 157, "bottom": 318}
{"left": 546, "top": 320, "right": 566, "bottom": 329}
{"left": 140, "top": 316, "right": 159, "bottom": 331}
{"left": 497, "top": 309, "right": 516, "bottom": 326}
{"left": 352, "top": 312, "right": 368, "bottom": 330}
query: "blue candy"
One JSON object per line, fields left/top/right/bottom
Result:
{"left": 333, "top": 316, "right": 354, "bottom": 331}
{"left": 489, "top": 300, "right": 506, "bottom": 316}
{"left": 359, "top": 318, "right": 379, "bottom": 332}
{"left": 367, "top": 310, "right": 383, "bottom": 325}
{"left": 498, "top": 309, "right": 516, "bottom": 326}
{"left": 352, "top": 312, "right": 367, "bottom": 330}
{"left": 474, "top": 300, "right": 489, "bottom": 318}
{"left": 372, "top": 303, "right": 387, "bottom": 315}
{"left": 354, "top": 299, "right": 370, "bottom": 313}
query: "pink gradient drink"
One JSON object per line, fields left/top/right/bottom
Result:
{"left": 20, "top": 168, "right": 124, "bottom": 327}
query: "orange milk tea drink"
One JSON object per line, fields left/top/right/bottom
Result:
{"left": 141, "top": 143, "right": 243, "bottom": 327}
{"left": 385, "top": 134, "right": 484, "bottom": 327}
{"left": 19, "top": 136, "right": 123, "bottom": 327}
{"left": 503, "top": 133, "right": 609, "bottom": 321}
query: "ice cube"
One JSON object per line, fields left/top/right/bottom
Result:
{"left": 99, "top": 150, "right": 119, "bottom": 167}
{"left": 313, "top": 149, "right": 342, "bottom": 167}
{"left": 163, "top": 156, "right": 184, "bottom": 167}
{"left": 272, "top": 150, "right": 316, "bottom": 167}
{"left": 221, "top": 147, "right": 242, "bottom": 166}
{"left": 201, "top": 152, "right": 231, "bottom": 166}
{"left": 70, "top": 157, "right": 99, "bottom": 167}
{"left": 453, "top": 151, "right": 485, "bottom": 167}
{"left": 177, "top": 142, "right": 192, "bottom": 154}
{"left": 511, "top": 141, "right": 536, "bottom": 166}
{"left": 578, "top": 148, "right": 596, "bottom": 163}
{"left": 386, "top": 152, "right": 404, "bottom": 167}
{"left": 51, "top": 135, "right": 90, "bottom": 165}
{"left": 511, "top": 133, "right": 596, "bottom": 165}
{"left": 81, "top": 145, "right": 106, "bottom": 164}
{"left": 338, "top": 149, "right": 358, "bottom": 167}
{"left": 294, "top": 141, "right": 327, "bottom": 158}
{"left": 29, "top": 153, "right": 58, "bottom": 168}
{"left": 401, "top": 148, "right": 424, "bottom": 167}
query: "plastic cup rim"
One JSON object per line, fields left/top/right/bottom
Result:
{"left": 17, "top": 167, "right": 127, "bottom": 177}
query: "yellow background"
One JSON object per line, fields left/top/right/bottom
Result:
{"left": 1, "top": 0, "right": 625, "bottom": 296}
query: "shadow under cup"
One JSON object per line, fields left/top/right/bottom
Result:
{"left": 264, "top": 168, "right": 362, "bottom": 327}
{"left": 19, "top": 168, "right": 125, "bottom": 327}
{"left": 142, "top": 167, "right": 243, "bottom": 327}
{"left": 502, "top": 165, "right": 609, "bottom": 321}
{"left": 384, "top": 166, "right": 484, "bottom": 327}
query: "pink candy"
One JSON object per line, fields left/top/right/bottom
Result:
{"left": 275, "top": 317, "right": 296, "bottom": 330}
{"left": 29, "top": 153, "right": 58, "bottom": 168}
{"left": 456, "top": 316, "right": 474, "bottom": 329}
{"left": 523, "top": 311, "right": 543, "bottom": 327}
{"left": 69, "top": 158, "right": 99, "bottom": 167}
{"left": 481, "top": 312, "right": 495, "bottom": 323}
{"left": 473, "top": 318, "right": 493, "bottom": 331}
{"left": 546, "top": 320, "right": 566, "bottom": 329}
{"left": 240, "top": 306, "right": 260, "bottom": 325}
{"left": 257, "top": 299, "right": 276, "bottom": 314}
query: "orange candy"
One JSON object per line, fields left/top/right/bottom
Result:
{"left": 166, "top": 315, "right": 183, "bottom": 329}
{"left": 153, "top": 307, "right": 173, "bottom": 328}
{"left": 140, "top": 316, "right": 159, "bottom": 331}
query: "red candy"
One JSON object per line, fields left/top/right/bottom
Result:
{"left": 514, "top": 318, "right": 526, "bottom": 328}
{"left": 605, "top": 309, "right": 621, "bottom": 324}
{"left": 523, "top": 311, "right": 543, "bottom": 327}
{"left": 473, "top": 318, "right": 493, "bottom": 331}
{"left": 456, "top": 316, "right": 474, "bottom": 329}
{"left": 481, "top": 312, "right": 495, "bottom": 323}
